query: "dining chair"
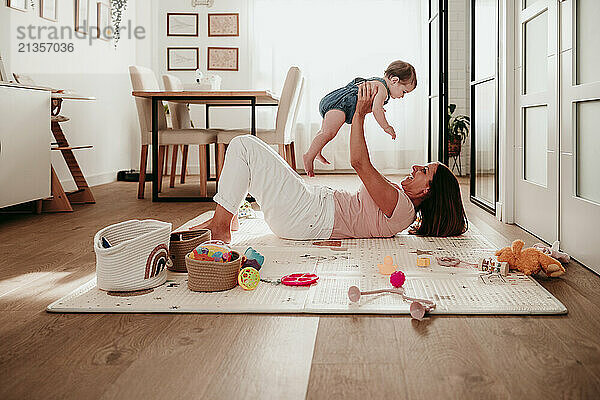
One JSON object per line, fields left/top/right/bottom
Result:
{"left": 129, "top": 66, "right": 218, "bottom": 198}
{"left": 214, "top": 66, "right": 303, "bottom": 177}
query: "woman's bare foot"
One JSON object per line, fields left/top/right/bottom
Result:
{"left": 207, "top": 220, "right": 231, "bottom": 243}
{"left": 231, "top": 214, "right": 240, "bottom": 231}
{"left": 188, "top": 218, "right": 212, "bottom": 231}
{"left": 302, "top": 152, "right": 315, "bottom": 177}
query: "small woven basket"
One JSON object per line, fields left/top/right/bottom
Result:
{"left": 186, "top": 251, "right": 241, "bottom": 292}
{"left": 168, "top": 229, "right": 211, "bottom": 272}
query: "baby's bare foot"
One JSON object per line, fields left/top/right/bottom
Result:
{"left": 315, "top": 152, "right": 330, "bottom": 165}
{"left": 303, "top": 152, "right": 315, "bottom": 177}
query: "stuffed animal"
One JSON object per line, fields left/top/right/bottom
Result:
{"left": 495, "top": 240, "right": 565, "bottom": 277}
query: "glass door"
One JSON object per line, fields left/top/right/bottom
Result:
{"left": 470, "top": 0, "right": 498, "bottom": 213}
{"left": 429, "top": 0, "right": 448, "bottom": 163}
{"left": 559, "top": 0, "right": 600, "bottom": 273}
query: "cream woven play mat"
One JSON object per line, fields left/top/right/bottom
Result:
{"left": 47, "top": 212, "right": 567, "bottom": 315}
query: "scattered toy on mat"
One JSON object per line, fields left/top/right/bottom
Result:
{"left": 281, "top": 273, "right": 319, "bottom": 287}
{"left": 533, "top": 241, "right": 570, "bottom": 265}
{"left": 238, "top": 267, "right": 261, "bottom": 290}
{"left": 242, "top": 247, "right": 264, "bottom": 271}
{"left": 378, "top": 255, "right": 397, "bottom": 275}
{"left": 416, "top": 256, "right": 431, "bottom": 267}
{"left": 480, "top": 257, "right": 509, "bottom": 276}
{"left": 495, "top": 239, "right": 565, "bottom": 277}
{"left": 347, "top": 284, "right": 436, "bottom": 321}
{"left": 390, "top": 270, "right": 406, "bottom": 288}
{"left": 189, "top": 240, "right": 234, "bottom": 263}
{"left": 313, "top": 240, "right": 342, "bottom": 247}
{"left": 435, "top": 256, "right": 479, "bottom": 270}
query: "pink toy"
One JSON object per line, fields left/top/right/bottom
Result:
{"left": 347, "top": 285, "right": 436, "bottom": 321}
{"left": 281, "top": 273, "right": 319, "bottom": 287}
{"left": 390, "top": 271, "right": 406, "bottom": 288}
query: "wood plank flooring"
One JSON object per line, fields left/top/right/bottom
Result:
{"left": 1, "top": 175, "right": 599, "bottom": 400}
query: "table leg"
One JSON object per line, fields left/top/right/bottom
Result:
{"left": 251, "top": 97, "right": 256, "bottom": 136}
{"left": 152, "top": 98, "right": 159, "bottom": 202}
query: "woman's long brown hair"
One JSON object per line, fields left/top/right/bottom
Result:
{"left": 410, "top": 163, "right": 468, "bottom": 237}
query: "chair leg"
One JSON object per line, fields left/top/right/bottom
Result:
{"left": 138, "top": 144, "right": 148, "bottom": 199}
{"left": 289, "top": 142, "right": 297, "bottom": 170}
{"left": 278, "top": 144, "right": 286, "bottom": 160}
{"left": 216, "top": 143, "right": 227, "bottom": 182}
{"left": 180, "top": 145, "right": 189, "bottom": 184}
{"left": 169, "top": 145, "right": 179, "bottom": 188}
{"left": 199, "top": 145, "right": 208, "bottom": 197}
{"left": 164, "top": 145, "right": 170, "bottom": 176}
{"left": 158, "top": 145, "right": 166, "bottom": 193}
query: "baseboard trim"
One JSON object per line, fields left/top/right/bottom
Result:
{"left": 59, "top": 170, "right": 117, "bottom": 190}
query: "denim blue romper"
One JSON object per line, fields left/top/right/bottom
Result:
{"left": 319, "top": 77, "right": 391, "bottom": 124}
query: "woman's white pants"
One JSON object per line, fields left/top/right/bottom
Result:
{"left": 213, "top": 135, "right": 335, "bottom": 240}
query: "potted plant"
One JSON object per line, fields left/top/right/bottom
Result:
{"left": 446, "top": 104, "right": 470, "bottom": 157}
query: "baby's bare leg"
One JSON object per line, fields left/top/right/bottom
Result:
{"left": 302, "top": 109, "right": 346, "bottom": 177}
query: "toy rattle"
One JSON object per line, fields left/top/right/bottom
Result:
{"left": 347, "top": 270, "right": 435, "bottom": 321}
{"left": 281, "top": 273, "right": 319, "bottom": 287}
{"left": 238, "top": 267, "right": 260, "bottom": 291}
{"left": 242, "top": 247, "right": 264, "bottom": 270}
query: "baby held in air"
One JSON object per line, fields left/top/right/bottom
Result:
{"left": 303, "top": 60, "right": 417, "bottom": 177}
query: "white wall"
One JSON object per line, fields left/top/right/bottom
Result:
{"left": 448, "top": 0, "right": 471, "bottom": 176}
{"left": 0, "top": 0, "right": 141, "bottom": 190}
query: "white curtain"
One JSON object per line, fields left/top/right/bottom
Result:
{"left": 250, "top": 0, "right": 428, "bottom": 173}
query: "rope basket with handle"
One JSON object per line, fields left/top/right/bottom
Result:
{"left": 94, "top": 219, "right": 172, "bottom": 291}
{"left": 168, "top": 229, "right": 211, "bottom": 272}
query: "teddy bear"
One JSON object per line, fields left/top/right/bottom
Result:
{"left": 495, "top": 239, "right": 566, "bottom": 277}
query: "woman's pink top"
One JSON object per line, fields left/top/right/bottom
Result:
{"left": 330, "top": 185, "right": 416, "bottom": 239}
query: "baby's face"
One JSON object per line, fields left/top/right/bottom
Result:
{"left": 389, "top": 81, "right": 415, "bottom": 99}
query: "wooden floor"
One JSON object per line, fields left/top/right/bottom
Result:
{"left": 1, "top": 175, "right": 599, "bottom": 400}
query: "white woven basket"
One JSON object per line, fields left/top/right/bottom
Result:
{"left": 94, "top": 220, "right": 172, "bottom": 291}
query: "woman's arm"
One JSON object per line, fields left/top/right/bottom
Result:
{"left": 350, "top": 84, "right": 399, "bottom": 217}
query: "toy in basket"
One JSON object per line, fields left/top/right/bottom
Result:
{"left": 186, "top": 241, "right": 241, "bottom": 292}
{"left": 168, "top": 229, "right": 211, "bottom": 272}
{"left": 94, "top": 219, "right": 172, "bottom": 292}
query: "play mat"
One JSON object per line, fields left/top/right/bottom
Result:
{"left": 47, "top": 212, "right": 567, "bottom": 315}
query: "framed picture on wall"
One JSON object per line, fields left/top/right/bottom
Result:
{"left": 75, "top": 0, "right": 89, "bottom": 34}
{"left": 167, "top": 13, "right": 198, "bottom": 37}
{"left": 0, "top": 51, "right": 10, "bottom": 83}
{"left": 208, "top": 13, "right": 239, "bottom": 37}
{"left": 6, "top": 0, "right": 27, "bottom": 12}
{"left": 167, "top": 47, "right": 199, "bottom": 71}
{"left": 96, "top": 1, "right": 112, "bottom": 40}
{"left": 40, "top": 0, "right": 58, "bottom": 21}
{"left": 207, "top": 47, "right": 239, "bottom": 71}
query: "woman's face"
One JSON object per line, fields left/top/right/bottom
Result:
{"left": 401, "top": 163, "right": 439, "bottom": 199}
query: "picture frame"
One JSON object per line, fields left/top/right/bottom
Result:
{"left": 207, "top": 47, "right": 239, "bottom": 71}
{"left": 40, "top": 0, "right": 57, "bottom": 22}
{"left": 96, "top": 1, "right": 112, "bottom": 40}
{"left": 167, "top": 13, "right": 198, "bottom": 37}
{"left": 75, "top": 0, "right": 89, "bottom": 34}
{"left": 167, "top": 47, "right": 199, "bottom": 71}
{"left": 6, "top": 0, "right": 27, "bottom": 12}
{"left": 0, "top": 50, "right": 11, "bottom": 83}
{"left": 207, "top": 13, "right": 239, "bottom": 37}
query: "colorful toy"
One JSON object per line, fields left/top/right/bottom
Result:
{"left": 238, "top": 267, "right": 260, "bottom": 290}
{"left": 242, "top": 247, "right": 264, "bottom": 270}
{"left": 416, "top": 256, "right": 431, "bottom": 267}
{"left": 238, "top": 200, "right": 256, "bottom": 219}
{"left": 495, "top": 239, "right": 565, "bottom": 277}
{"left": 390, "top": 270, "right": 406, "bottom": 288}
{"left": 480, "top": 257, "right": 509, "bottom": 276}
{"left": 281, "top": 273, "right": 319, "bottom": 287}
{"left": 189, "top": 240, "right": 234, "bottom": 263}
{"left": 378, "top": 256, "right": 397, "bottom": 275}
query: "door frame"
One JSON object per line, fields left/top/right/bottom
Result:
{"left": 428, "top": 0, "right": 449, "bottom": 164}
{"left": 469, "top": 0, "right": 500, "bottom": 215}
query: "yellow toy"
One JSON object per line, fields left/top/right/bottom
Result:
{"left": 238, "top": 267, "right": 260, "bottom": 290}
{"left": 495, "top": 240, "right": 565, "bottom": 277}
{"left": 378, "top": 256, "right": 397, "bottom": 275}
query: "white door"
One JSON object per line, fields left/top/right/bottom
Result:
{"left": 559, "top": 0, "right": 600, "bottom": 273}
{"left": 514, "top": 0, "right": 559, "bottom": 243}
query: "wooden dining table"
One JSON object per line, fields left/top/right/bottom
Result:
{"left": 131, "top": 90, "right": 279, "bottom": 202}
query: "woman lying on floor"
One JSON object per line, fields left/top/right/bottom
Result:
{"left": 196, "top": 83, "right": 467, "bottom": 243}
